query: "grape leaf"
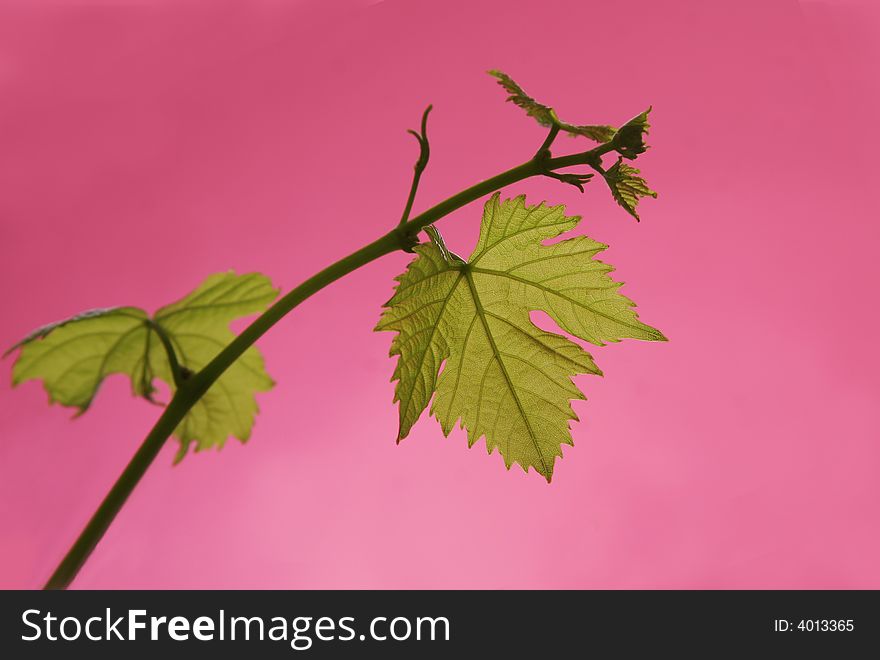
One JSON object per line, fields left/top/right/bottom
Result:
{"left": 7, "top": 271, "right": 278, "bottom": 461}
{"left": 6, "top": 307, "right": 155, "bottom": 409}
{"left": 603, "top": 158, "right": 658, "bottom": 221}
{"left": 488, "top": 70, "right": 617, "bottom": 143}
{"left": 614, "top": 108, "right": 652, "bottom": 159}
{"left": 376, "top": 194, "right": 665, "bottom": 481}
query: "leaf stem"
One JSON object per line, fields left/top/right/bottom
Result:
{"left": 42, "top": 135, "right": 618, "bottom": 590}
{"left": 534, "top": 124, "right": 560, "bottom": 159}
{"left": 145, "top": 319, "right": 183, "bottom": 388}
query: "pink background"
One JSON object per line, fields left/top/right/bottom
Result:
{"left": 1, "top": 0, "right": 879, "bottom": 589}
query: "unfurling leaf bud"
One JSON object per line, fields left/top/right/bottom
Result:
{"left": 614, "top": 107, "right": 651, "bottom": 159}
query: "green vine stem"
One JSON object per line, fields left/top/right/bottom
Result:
{"left": 42, "top": 134, "right": 620, "bottom": 590}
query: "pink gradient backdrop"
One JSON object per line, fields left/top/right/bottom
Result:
{"left": 1, "top": 0, "right": 879, "bottom": 589}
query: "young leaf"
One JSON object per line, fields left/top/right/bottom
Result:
{"left": 7, "top": 271, "right": 279, "bottom": 461}
{"left": 376, "top": 194, "right": 665, "bottom": 481}
{"left": 603, "top": 158, "right": 658, "bottom": 221}
{"left": 614, "top": 108, "right": 652, "bottom": 159}
{"left": 488, "top": 70, "right": 617, "bottom": 143}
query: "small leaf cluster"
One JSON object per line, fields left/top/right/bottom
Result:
{"left": 489, "top": 70, "right": 657, "bottom": 219}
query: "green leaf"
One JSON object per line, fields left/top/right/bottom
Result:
{"left": 8, "top": 307, "right": 154, "bottom": 410}
{"left": 488, "top": 70, "right": 617, "bottom": 143}
{"left": 376, "top": 194, "right": 665, "bottom": 481}
{"left": 603, "top": 157, "right": 658, "bottom": 221}
{"left": 8, "top": 271, "right": 279, "bottom": 461}
{"left": 614, "top": 108, "right": 652, "bottom": 159}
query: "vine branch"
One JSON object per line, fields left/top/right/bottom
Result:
{"left": 43, "top": 115, "right": 625, "bottom": 590}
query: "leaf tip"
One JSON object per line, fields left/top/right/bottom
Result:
{"left": 71, "top": 405, "right": 91, "bottom": 419}
{"left": 173, "top": 441, "right": 190, "bottom": 465}
{"left": 396, "top": 422, "right": 412, "bottom": 444}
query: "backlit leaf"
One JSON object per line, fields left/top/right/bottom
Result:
{"left": 376, "top": 194, "right": 665, "bottom": 481}
{"left": 488, "top": 70, "right": 617, "bottom": 143}
{"left": 7, "top": 272, "right": 278, "bottom": 461}
{"left": 603, "top": 158, "right": 658, "bottom": 220}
